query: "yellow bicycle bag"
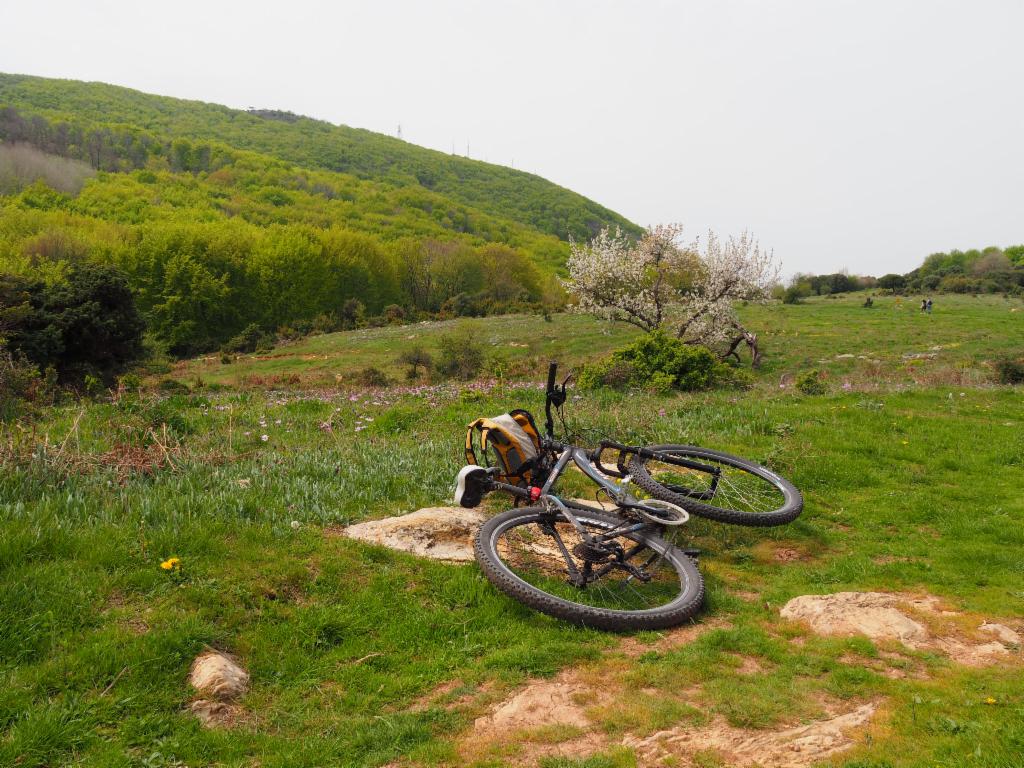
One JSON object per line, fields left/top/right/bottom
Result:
{"left": 465, "top": 409, "right": 542, "bottom": 484}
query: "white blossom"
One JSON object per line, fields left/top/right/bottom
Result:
{"left": 563, "top": 224, "right": 778, "bottom": 354}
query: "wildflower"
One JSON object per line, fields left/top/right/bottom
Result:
{"left": 985, "top": 697, "right": 997, "bottom": 705}
{"left": 901, "top": 440, "right": 909, "bottom": 445}
{"left": 261, "top": 434, "right": 269, "bottom": 442}
{"left": 160, "top": 557, "right": 181, "bottom": 571}
{"left": 657, "top": 408, "right": 667, "bottom": 417}
{"left": 290, "top": 520, "right": 301, "bottom": 530}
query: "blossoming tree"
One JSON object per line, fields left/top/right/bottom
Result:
{"left": 563, "top": 224, "right": 778, "bottom": 367}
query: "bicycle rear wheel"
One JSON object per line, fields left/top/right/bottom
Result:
{"left": 474, "top": 506, "right": 704, "bottom": 631}
{"left": 628, "top": 444, "right": 803, "bottom": 527}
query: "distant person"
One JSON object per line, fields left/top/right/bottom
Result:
{"left": 926, "top": 298, "right": 933, "bottom": 314}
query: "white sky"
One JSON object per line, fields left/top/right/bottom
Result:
{"left": 4, "top": 0, "right": 1023, "bottom": 276}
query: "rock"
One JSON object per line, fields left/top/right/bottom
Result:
{"left": 625, "top": 702, "right": 878, "bottom": 768}
{"left": 835, "top": 353, "right": 856, "bottom": 359}
{"left": 780, "top": 592, "right": 927, "bottom": 642}
{"left": 189, "top": 650, "right": 249, "bottom": 700}
{"left": 189, "top": 650, "right": 249, "bottom": 729}
{"left": 340, "top": 507, "right": 487, "bottom": 562}
{"left": 781, "top": 592, "right": 1020, "bottom": 668}
{"left": 980, "top": 622, "right": 1021, "bottom": 646}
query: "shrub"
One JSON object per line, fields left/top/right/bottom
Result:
{"left": 340, "top": 299, "right": 365, "bottom": 329}
{"left": 311, "top": 313, "right": 339, "bottom": 334}
{"left": 383, "top": 304, "right": 406, "bottom": 324}
{"left": 995, "top": 355, "right": 1024, "bottom": 385}
{"left": 577, "top": 359, "right": 638, "bottom": 391}
{"left": 397, "top": 347, "right": 432, "bottom": 380}
{"left": 223, "top": 323, "right": 274, "bottom": 354}
{"left": 2, "top": 265, "right": 145, "bottom": 387}
{"left": 783, "top": 284, "right": 810, "bottom": 304}
{"left": 713, "top": 362, "right": 755, "bottom": 390}
{"left": 0, "top": 345, "right": 48, "bottom": 420}
{"left": 578, "top": 332, "right": 717, "bottom": 392}
{"left": 157, "top": 378, "right": 190, "bottom": 393}
{"left": 357, "top": 366, "right": 390, "bottom": 387}
{"left": 796, "top": 369, "right": 827, "bottom": 395}
{"left": 436, "top": 326, "right": 486, "bottom": 380}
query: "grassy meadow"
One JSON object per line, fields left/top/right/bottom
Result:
{"left": 1, "top": 293, "right": 1023, "bottom": 767}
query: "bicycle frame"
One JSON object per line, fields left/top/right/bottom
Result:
{"left": 481, "top": 361, "right": 722, "bottom": 543}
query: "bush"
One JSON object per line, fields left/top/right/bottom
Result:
{"left": 0, "top": 345, "right": 49, "bottom": 420}
{"left": 436, "top": 326, "right": 486, "bottom": 380}
{"left": 578, "top": 332, "right": 717, "bottom": 392}
{"left": 2, "top": 265, "right": 146, "bottom": 387}
{"left": 223, "top": 323, "right": 274, "bottom": 354}
{"left": 577, "top": 359, "right": 639, "bottom": 391}
{"left": 383, "top": 305, "right": 406, "bottom": 324}
{"left": 796, "top": 369, "right": 827, "bottom": 395}
{"left": 783, "top": 284, "right": 810, "bottom": 304}
{"left": 995, "top": 355, "right": 1024, "bottom": 385}
{"left": 397, "top": 347, "right": 432, "bottom": 380}
{"left": 357, "top": 366, "right": 390, "bottom": 387}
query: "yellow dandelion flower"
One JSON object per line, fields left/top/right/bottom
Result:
{"left": 985, "top": 697, "right": 997, "bottom": 705}
{"left": 160, "top": 557, "right": 181, "bottom": 571}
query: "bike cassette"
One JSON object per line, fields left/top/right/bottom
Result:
{"left": 572, "top": 540, "right": 620, "bottom": 563}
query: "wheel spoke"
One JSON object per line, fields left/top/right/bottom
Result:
{"left": 493, "top": 515, "right": 685, "bottom": 612}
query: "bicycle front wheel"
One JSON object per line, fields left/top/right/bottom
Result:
{"left": 628, "top": 444, "right": 803, "bottom": 527}
{"left": 474, "top": 506, "right": 704, "bottom": 631}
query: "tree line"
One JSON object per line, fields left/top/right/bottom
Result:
{"left": 782, "top": 244, "right": 1024, "bottom": 302}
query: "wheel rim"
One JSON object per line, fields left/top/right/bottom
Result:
{"left": 638, "top": 449, "right": 791, "bottom": 518}
{"left": 490, "top": 513, "right": 691, "bottom": 613}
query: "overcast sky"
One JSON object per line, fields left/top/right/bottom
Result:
{"left": 3, "top": 0, "right": 1022, "bottom": 276}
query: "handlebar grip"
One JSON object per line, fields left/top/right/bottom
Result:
{"left": 547, "top": 361, "right": 558, "bottom": 392}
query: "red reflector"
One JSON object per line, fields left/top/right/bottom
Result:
{"left": 529, "top": 486, "right": 542, "bottom": 501}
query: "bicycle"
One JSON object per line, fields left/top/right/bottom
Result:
{"left": 454, "top": 362, "right": 802, "bottom": 631}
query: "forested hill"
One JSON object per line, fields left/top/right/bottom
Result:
{"left": 0, "top": 73, "right": 639, "bottom": 242}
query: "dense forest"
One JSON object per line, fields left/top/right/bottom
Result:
{"left": 0, "top": 73, "right": 640, "bottom": 242}
{"left": 0, "top": 73, "right": 642, "bottom": 357}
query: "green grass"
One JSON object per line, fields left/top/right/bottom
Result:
{"left": 170, "top": 292, "right": 1024, "bottom": 389}
{"left": 2, "top": 295, "right": 1024, "bottom": 766}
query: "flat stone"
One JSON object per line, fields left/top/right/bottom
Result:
{"left": 780, "top": 592, "right": 928, "bottom": 643}
{"left": 341, "top": 507, "right": 487, "bottom": 561}
{"left": 980, "top": 622, "right": 1021, "bottom": 646}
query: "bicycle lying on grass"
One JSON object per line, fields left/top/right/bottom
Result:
{"left": 454, "top": 363, "right": 803, "bottom": 631}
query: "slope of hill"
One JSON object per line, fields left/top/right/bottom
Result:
{"left": 0, "top": 73, "right": 646, "bottom": 354}
{"left": 0, "top": 73, "right": 641, "bottom": 241}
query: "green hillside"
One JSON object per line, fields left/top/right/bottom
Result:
{"left": 0, "top": 73, "right": 640, "bottom": 241}
{"left": 0, "top": 73, "right": 643, "bottom": 355}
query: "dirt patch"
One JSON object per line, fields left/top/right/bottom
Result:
{"left": 753, "top": 541, "right": 813, "bottom": 564}
{"left": 473, "top": 679, "right": 592, "bottom": 737}
{"left": 336, "top": 507, "right": 487, "bottom": 562}
{"left": 189, "top": 650, "right": 249, "bottom": 728}
{"left": 461, "top": 669, "right": 609, "bottom": 762}
{"left": 780, "top": 592, "right": 1022, "bottom": 666}
{"left": 619, "top": 618, "right": 724, "bottom": 657}
{"left": 624, "top": 701, "right": 878, "bottom": 768}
